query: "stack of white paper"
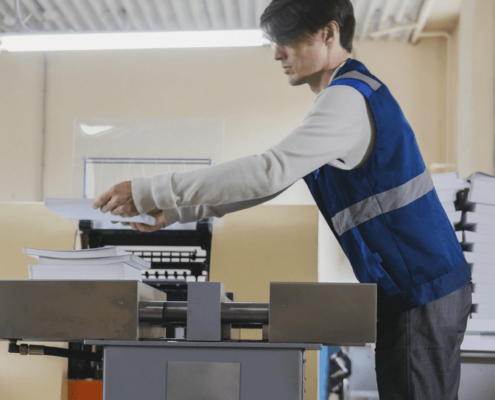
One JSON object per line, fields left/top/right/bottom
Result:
{"left": 456, "top": 172, "right": 495, "bottom": 351}
{"left": 431, "top": 172, "right": 469, "bottom": 230}
{"left": 462, "top": 173, "right": 495, "bottom": 297}
{"left": 24, "top": 247, "right": 150, "bottom": 281}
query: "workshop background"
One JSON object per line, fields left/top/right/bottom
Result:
{"left": 0, "top": 0, "right": 494, "bottom": 399}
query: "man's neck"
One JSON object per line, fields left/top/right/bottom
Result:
{"left": 310, "top": 52, "right": 350, "bottom": 94}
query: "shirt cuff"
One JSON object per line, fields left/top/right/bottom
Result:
{"left": 162, "top": 209, "right": 181, "bottom": 227}
{"left": 132, "top": 176, "right": 156, "bottom": 214}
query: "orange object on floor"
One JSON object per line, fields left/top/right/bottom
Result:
{"left": 68, "top": 380, "right": 103, "bottom": 400}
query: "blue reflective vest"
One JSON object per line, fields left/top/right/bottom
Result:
{"left": 304, "top": 59, "right": 471, "bottom": 317}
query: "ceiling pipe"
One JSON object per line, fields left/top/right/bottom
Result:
{"left": 120, "top": 0, "right": 148, "bottom": 30}
{"left": 151, "top": 0, "right": 179, "bottom": 31}
{"left": 205, "top": 0, "right": 226, "bottom": 29}
{"left": 69, "top": 0, "right": 100, "bottom": 31}
{"left": 368, "top": 23, "right": 418, "bottom": 38}
{"left": 410, "top": 0, "right": 437, "bottom": 44}
{"left": 86, "top": 0, "right": 115, "bottom": 31}
{"left": 50, "top": 0, "right": 84, "bottom": 31}
{"left": 372, "top": 0, "right": 396, "bottom": 40}
{"left": 136, "top": 0, "right": 162, "bottom": 31}
{"left": 19, "top": 0, "right": 48, "bottom": 30}
{"left": 220, "top": 0, "right": 236, "bottom": 29}
{"left": 358, "top": 0, "right": 378, "bottom": 42}
{"left": 36, "top": 0, "right": 69, "bottom": 30}
{"left": 169, "top": 0, "right": 193, "bottom": 31}
{"left": 188, "top": 0, "right": 211, "bottom": 30}
{"left": 100, "top": 0, "right": 126, "bottom": 30}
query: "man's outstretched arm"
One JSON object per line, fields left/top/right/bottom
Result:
{"left": 93, "top": 84, "right": 371, "bottom": 220}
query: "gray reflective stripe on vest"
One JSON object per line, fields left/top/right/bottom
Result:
{"left": 333, "top": 71, "right": 382, "bottom": 91}
{"left": 331, "top": 169, "right": 434, "bottom": 236}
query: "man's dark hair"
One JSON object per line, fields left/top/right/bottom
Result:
{"left": 260, "top": 0, "right": 355, "bottom": 53}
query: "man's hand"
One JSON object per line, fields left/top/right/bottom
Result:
{"left": 93, "top": 181, "right": 138, "bottom": 218}
{"left": 121, "top": 208, "right": 166, "bottom": 232}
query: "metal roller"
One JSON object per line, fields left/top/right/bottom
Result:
{"left": 220, "top": 303, "right": 269, "bottom": 324}
{"left": 139, "top": 301, "right": 269, "bottom": 325}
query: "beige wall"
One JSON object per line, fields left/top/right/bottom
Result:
{"left": 0, "top": 203, "right": 75, "bottom": 400}
{"left": 354, "top": 38, "right": 449, "bottom": 171}
{"left": 457, "top": 0, "right": 495, "bottom": 177}
{"left": 1, "top": 36, "right": 456, "bottom": 203}
{"left": 40, "top": 46, "right": 317, "bottom": 201}
{"left": 0, "top": 53, "right": 45, "bottom": 201}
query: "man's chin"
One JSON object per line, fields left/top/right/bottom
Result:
{"left": 287, "top": 76, "right": 305, "bottom": 86}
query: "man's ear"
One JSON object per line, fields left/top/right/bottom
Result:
{"left": 324, "top": 21, "right": 340, "bottom": 45}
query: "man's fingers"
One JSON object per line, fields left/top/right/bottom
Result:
{"left": 138, "top": 225, "right": 159, "bottom": 233}
{"left": 94, "top": 181, "right": 135, "bottom": 213}
{"left": 110, "top": 207, "right": 120, "bottom": 216}
{"left": 100, "top": 200, "right": 117, "bottom": 214}
{"left": 138, "top": 224, "right": 155, "bottom": 232}
{"left": 110, "top": 205, "right": 139, "bottom": 218}
{"left": 93, "top": 191, "right": 113, "bottom": 210}
{"left": 128, "top": 221, "right": 164, "bottom": 233}
{"left": 126, "top": 209, "right": 166, "bottom": 232}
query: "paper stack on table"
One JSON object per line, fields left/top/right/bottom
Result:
{"left": 451, "top": 172, "right": 495, "bottom": 351}
{"left": 461, "top": 173, "right": 495, "bottom": 317}
{"left": 431, "top": 172, "right": 469, "bottom": 232}
{"left": 24, "top": 247, "right": 150, "bottom": 281}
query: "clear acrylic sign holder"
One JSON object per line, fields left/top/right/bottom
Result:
{"left": 71, "top": 117, "right": 224, "bottom": 230}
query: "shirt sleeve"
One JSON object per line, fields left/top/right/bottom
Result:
{"left": 162, "top": 188, "right": 288, "bottom": 226}
{"left": 132, "top": 85, "right": 369, "bottom": 214}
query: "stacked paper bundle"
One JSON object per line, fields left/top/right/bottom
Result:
{"left": 24, "top": 247, "right": 150, "bottom": 281}
{"left": 456, "top": 172, "right": 495, "bottom": 351}
{"left": 431, "top": 172, "right": 469, "bottom": 242}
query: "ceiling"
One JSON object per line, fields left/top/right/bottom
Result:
{"left": 0, "top": 0, "right": 461, "bottom": 43}
{"left": 425, "top": 0, "right": 461, "bottom": 32}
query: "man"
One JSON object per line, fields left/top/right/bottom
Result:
{"left": 93, "top": 0, "right": 472, "bottom": 398}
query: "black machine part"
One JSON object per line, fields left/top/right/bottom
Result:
{"left": 7, "top": 340, "right": 102, "bottom": 363}
{"left": 328, "top": 349, "right": 352, "bottom": 399}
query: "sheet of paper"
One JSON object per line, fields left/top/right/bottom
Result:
{"left": 44, "top": 198, "right": 156, "bottom": 225}
{"left": 23, "top": 246, "right": 130, "bottom": 259}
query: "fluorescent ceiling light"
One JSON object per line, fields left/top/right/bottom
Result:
{"left": 0, "top": 30, "right": 268, "bottom": 52}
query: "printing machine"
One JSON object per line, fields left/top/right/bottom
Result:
{"left": 7, "top": 167, "right": 376, "bottom": 399}
{"left": 0, "top": 279, "right": 376, "bottom": 400}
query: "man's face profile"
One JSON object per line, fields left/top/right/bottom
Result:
{"left": 273, "top": 35, "right": 329, "bottom": 87}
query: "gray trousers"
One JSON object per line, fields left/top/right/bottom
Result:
{"left": 375, "top": 282, "right": 472, "bottom": 400}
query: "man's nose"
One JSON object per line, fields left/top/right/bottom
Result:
{"left": 273, "top": 45, "right": 287, "bottom": 61}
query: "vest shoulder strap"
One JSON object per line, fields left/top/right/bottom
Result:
{"left": 330, "top": 70, "right": 382, "bottom": 99}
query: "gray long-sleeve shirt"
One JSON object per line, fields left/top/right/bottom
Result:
{"left": 132, "top": 62, "right": 376, "bottom": 226}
